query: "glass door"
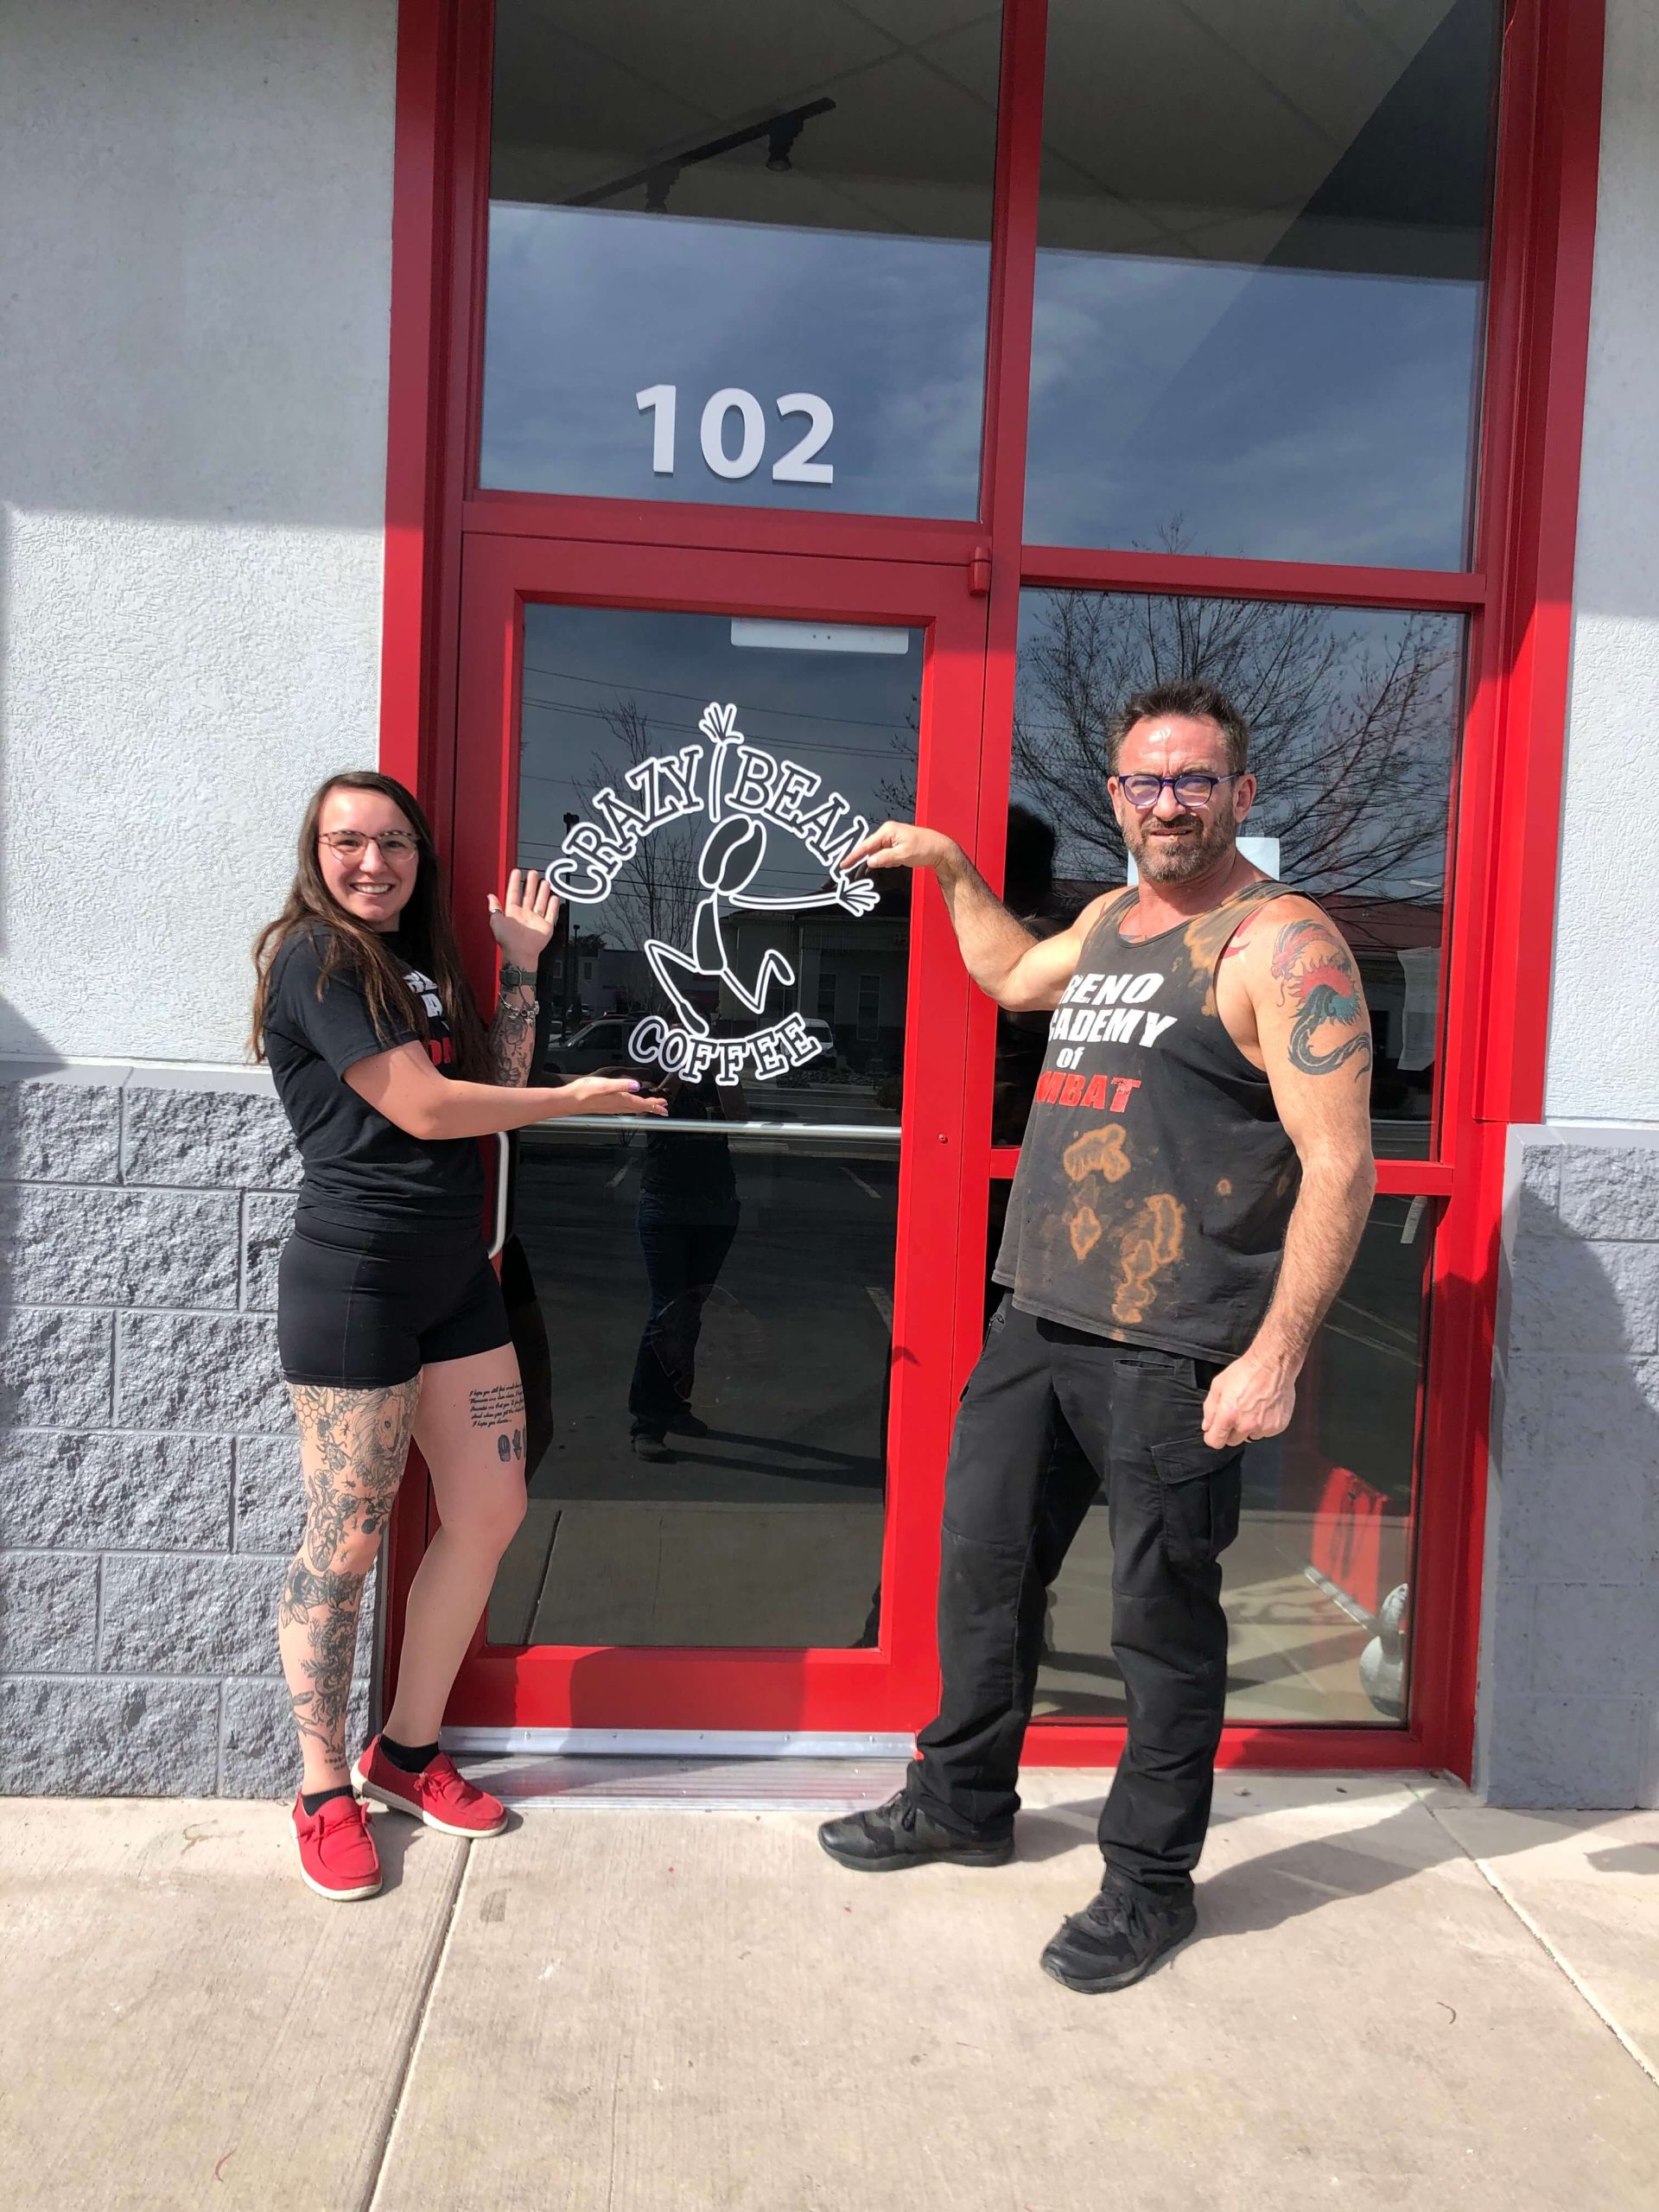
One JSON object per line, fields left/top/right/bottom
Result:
{"left": 431, "top": 535, "right": 989, "bottom": 1734}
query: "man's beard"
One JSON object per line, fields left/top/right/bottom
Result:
{"left": 1124, "top": 810, "right": 1236, "bottom": 884}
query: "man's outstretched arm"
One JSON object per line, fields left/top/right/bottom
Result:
{"left": 842, "top": 820, "right": 1101, "bottom": 1011}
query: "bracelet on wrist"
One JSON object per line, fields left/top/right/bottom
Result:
{"left": 499, "top": 963, "right": 537, "bottom": 991}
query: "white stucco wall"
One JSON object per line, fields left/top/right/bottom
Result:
{"left": 0, "top": 0, "right": 397, "bottom": 1065}
{"left": 1546, "top": 0, "right": 1659, "bottom": 1124}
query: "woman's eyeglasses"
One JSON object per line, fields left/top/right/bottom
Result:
{"left": 1116, "top": 772, "right": 1239, "bottom": 810}
{"left": 319, "top": 830, "right": 420, "bottom": 857}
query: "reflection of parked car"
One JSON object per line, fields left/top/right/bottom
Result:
{"left": 707, "top": 1014, "right": 836, "bottom": 1067}
{"left": 542, "top": 1015, "right": 637, "bottom": 1075}
{"left": 799, "top": 1017, "right": 836, "bottom": 1065}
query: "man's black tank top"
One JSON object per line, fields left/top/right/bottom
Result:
{"left": 993, "top": 878, "right": 1300, "bottom": 1363}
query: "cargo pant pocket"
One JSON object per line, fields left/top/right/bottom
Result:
{"left": 1149, "top": 1434, "right": 1243, "bottom": 1571}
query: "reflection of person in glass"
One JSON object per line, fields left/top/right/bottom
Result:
{"left": 628, "top": 1070, "right": 744, "bottom": 1461}
{"left": 818, "top": 681, "right": 1376, "bottom": 1995}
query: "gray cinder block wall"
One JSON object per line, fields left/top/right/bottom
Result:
{"left": 0, "top": 1062, "right": 375, "bottom": 1796}
{"left": 1479, "top": 1127, "right": 1659, "bottom": 1808}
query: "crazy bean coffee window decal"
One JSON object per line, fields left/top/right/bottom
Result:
{"left": 543, "top": 702, "right": 879, "bottom": 1084}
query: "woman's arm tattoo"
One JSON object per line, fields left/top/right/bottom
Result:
{"left": 487, "top": 989, "right": 537, "bottom": 1087}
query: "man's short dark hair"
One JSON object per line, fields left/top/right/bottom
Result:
{"left": 1106, "top": 679, "right": 1249, "bottom": 778}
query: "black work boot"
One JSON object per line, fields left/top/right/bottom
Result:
{"left": 1039, "top": 1876, "right": 1198, "bottom": 1993}
{"left": 818, "top": 1789, "right": 1014, "bottom": 1872}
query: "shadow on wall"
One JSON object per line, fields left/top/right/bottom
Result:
{"left": 0, "top": 998, "right": 65, "bottom": 1346}
{"left": 1480, "top": 1144, "right": 1659, "bottom": 1810}
{"left": 0, "top": 1005, "right": 65, "bottom": 1667}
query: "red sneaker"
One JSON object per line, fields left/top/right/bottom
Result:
{"left": 292, "top": 1791, "right": 382, "bottom": 1902}
{"left": 352, "top": 1738, "right": 507, "bottom": 1838}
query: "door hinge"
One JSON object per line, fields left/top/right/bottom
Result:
{"left": 968, "top": 544, "right": 992, "bottom": 596}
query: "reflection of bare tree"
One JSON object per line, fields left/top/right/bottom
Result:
{"left": 1012, "top": 590, "right": 1456, "bottom": 900}
{"left": 874, "top": 710, "right": 921, "bottom": 823}
{"left": 575, "top": 701, "right": 700, "bottom": 955}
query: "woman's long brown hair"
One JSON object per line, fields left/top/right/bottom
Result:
{"left": 250, "top": 772, "right": 491, "bottom": 1082}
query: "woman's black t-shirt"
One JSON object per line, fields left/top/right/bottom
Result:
{"left": 264, "top": 926, "right": 485, "bottom": 1243}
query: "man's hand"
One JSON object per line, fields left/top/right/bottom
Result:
{"left": 1201, "top": 1352, "right": 1297, "bottom": 1450}
{"left": 488, "top": 868, "right": 560, "bottom": 970}
{"left": 842, "top": 822, "right": 962, "bottom": 876}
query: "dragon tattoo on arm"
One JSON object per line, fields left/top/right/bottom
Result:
{"left": 1270, "top": 918, "right": 1373, "bottom": 1077}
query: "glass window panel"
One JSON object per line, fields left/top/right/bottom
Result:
{"left": 1025, "top": 0, "right": 1501, "bottom": 566}
{"left": 976, "top": 1195, "right": 1431, "bottom": 1727}
{"left": 999, "top": 588, "right": 1463, "bottom": 1156}
{"left": 481, "top": 1, "right": 1002, "bottom": 518}
{"left": 486, "top": 603, "right": 920, "bottom": 1649}
{"left": 489, "top": 1126, "right": 895, "bottom": 1649}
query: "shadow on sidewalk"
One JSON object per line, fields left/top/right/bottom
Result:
{"left": 1009, "top": 1785, "right": 1637, "bottom": 1934}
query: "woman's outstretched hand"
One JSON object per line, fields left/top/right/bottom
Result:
{"left": 557, "top": 1076, "right": 669, "bottom": 1118}
{"left": 488, "top": 868, "right": 560, "bottom": 970}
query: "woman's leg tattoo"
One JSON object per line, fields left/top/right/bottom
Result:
{"left": 281, "top": 1380, "right": 419, "bottom": 1782}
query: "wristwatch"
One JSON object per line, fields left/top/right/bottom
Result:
{"left": 499, "top": 963, "right": 537, "bottom": 991}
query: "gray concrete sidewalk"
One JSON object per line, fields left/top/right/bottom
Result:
{"left": 2, "top": 1772, "right": 1656, "bottom": 2211}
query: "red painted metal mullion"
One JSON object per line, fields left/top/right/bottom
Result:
{"left": 886, "top": 588, "right": 999, "bottom": 1709}
{"left": 380, "top": 0, "right": 476, "bottom": 1708}
{"left": 1026, "top": 1723, "right": 1424, "bottom": 1770}
{"left": 462, "top": 490, "right": 980, "bottom": 566}
{"left": 988, "top": 1150, "right": 1455, "bottom": 1198}
{"left": 1406, "top": 0, "right": 1607, "bottom": 1778}
{"left": 978, "top": 0, "right": 1046, "bottom": 545}
{"left": 1020, "top": 545, "right": 1487, "bottom": 614}
{"left": 953, "top": 0, "right": 1048, "bottom": 1409}
{"left": 1474, "top": 0, "right": 1605, "bottom": 1130}
{"left": 1395, "top": 11, "right": 1545, "bottom": 1774}
{"left": 432, "top": 1, "right": 495, "bottom": 859}
{"left": 378, "top": 0, "right": 448, "bottom": 802}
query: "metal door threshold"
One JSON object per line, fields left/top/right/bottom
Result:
{"left": 450, "top": 1745, "right": 911, "bottom": 1813}
{"left": 443, "top": 1728, "right": 912, "bottom": 1759}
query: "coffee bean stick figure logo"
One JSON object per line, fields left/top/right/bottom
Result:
{"left": 543, "top": 702, "right": 880, "bottom": 1084}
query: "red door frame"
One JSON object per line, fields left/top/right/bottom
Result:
{"left": 438, "top": 534, "right": 988, "bottom": 1729}
{"left": 380, "top": 0, "right": 1607, "bottom": 1776}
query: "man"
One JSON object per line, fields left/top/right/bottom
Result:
{"left": 818, "top": 678, "right": 1376, "bottom": 1993}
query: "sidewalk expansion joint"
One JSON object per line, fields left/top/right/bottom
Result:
{"left": 359, "top": 1837, "right": 472, "bottom": 2212}
{"left": 1408, "top": 1781, "right": 1659, "bottom": 2094}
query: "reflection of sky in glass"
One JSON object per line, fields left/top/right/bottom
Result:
{"left": 1025, "top": 252, "right": 1484, "bottom": 568}
{"left": 517, "top": 605, "right": 919, "bottom": 945}
{"left": 482, "top": 207, "right": 989, "bottom": 518}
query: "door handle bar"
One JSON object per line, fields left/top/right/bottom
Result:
{"left": 489, "top": 1130, "right": 511, "bottom": 1259}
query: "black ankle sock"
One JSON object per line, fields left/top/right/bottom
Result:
{"left": 379, "top": 1732, "right": 441, "bottom": 1775}
{"left": 301, "top": 1783, "right": 353, "bottom": 1817}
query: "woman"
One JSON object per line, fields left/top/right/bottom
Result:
{"left": 252, "top": 771, "right": 664, "bottom": 1900}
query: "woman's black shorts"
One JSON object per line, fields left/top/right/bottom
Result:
{"left": 277, "top": 1219, "right": 511, "bottom": 1389}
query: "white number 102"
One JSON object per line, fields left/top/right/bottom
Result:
{"left": 636, "top": 385, "right": 834, "bottom": 485}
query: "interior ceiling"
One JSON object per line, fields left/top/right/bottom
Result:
{"left": 489, "top": 0, "right": 1484, "bottom": 263}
